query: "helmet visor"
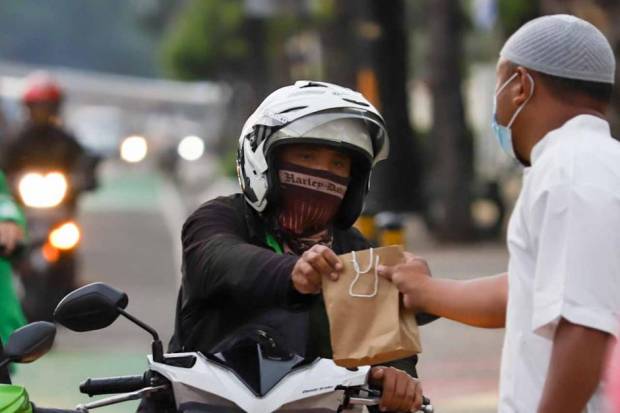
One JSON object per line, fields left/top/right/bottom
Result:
{"left": 265, "top": 111, "right": 389, "bottom": 165}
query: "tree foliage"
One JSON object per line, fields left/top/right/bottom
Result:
{"left": 0, "top": 0, "right": 159, "bottom": 76}
{"left": 161, "top": 0, "right": 248, "bottom": 80}
{"left": 497, "top": 0, "right": 540, "bottom": 37}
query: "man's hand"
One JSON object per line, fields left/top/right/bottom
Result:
{"left": 369, "top": 366, "right": 423, "bottom": 412}
{"left": 0, "top": 221, "right": 24, "bottom": 254}
{"left": 378, "top": 252, "right": 508, "bottom": 328}
{"left": 377, "top": 252, "right": 432, "bottom": 312}
{"left": 291, "top": 244, "right": 343, "bottom": 294}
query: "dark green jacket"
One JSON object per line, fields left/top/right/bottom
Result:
{"left": 0, "top": 172, "right": 26, "bottom": 345}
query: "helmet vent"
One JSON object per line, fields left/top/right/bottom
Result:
{"left": 278, "top": 106, "right": 308, "bottom": 114}
{"left": 300, "top": 82, "right": 328, "bottom": 88}
{"left": 342, "top": 98, "right": 370, "bottom": 107}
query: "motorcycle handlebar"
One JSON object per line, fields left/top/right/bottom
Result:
{"left": 79, "top": 374, "right": 147, "bottom": 397}
{"left": 33, "top": 406, "right": 80, "bottom": 413}
{"left": 339, "top": 385, "right": 433, "bottom": 413}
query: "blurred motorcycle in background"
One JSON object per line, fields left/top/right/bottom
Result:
{"left": 9, "top": 153, "right": 99, "bottom": 322}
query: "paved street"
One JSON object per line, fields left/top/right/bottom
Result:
{"left": 13, "top": 163, "right": 508, "bottom": 413}
{"left": 411, "top": 240, "right": 507, "bottom": 413}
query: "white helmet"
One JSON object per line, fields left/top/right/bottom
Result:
{"left": 236, "top": 80, "right": 389, "bottom": 228}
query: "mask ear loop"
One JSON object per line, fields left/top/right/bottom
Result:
{"left": 349, "top": 248, "right": 380, "bottom": 298}
{"left": 507, "top": 73, "right": 536, "bottom": 128}
{"left": 495, "top": 72, "right": 518, "bottom": 96}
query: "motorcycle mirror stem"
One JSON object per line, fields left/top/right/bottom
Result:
{"left": 0, "top": 355, "right": 9, "bottom": 370}
{"left": 117, "top": 308, "right": 164, "bottom": 362}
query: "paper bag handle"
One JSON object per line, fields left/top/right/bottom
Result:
{"left": 349, "top": 248, "right": 380, "bottom": 298}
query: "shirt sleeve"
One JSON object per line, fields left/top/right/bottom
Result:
{"left": 530, "top": 183, "right": 620, "bottom": 339}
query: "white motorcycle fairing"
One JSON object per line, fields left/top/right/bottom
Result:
{"left": 149, "top": 352, "right": 370, "bottom": 412}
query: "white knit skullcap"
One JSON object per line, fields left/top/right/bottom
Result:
{"left": 500, "top": 14, "right": 616, "bottom": 84}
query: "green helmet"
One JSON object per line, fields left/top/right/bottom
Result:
{"left": 0, "top": 385, "right": 32, "bottom": 413}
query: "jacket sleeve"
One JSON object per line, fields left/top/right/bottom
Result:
{"left": 181, "top": 198, "right": 310, "bottom": 310}
{"left": 0, "top": 172, "right": 26, "bottom": 231}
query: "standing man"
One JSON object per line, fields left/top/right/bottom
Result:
{"left": 379, "top": 15, "right": 620, "bottom": 413}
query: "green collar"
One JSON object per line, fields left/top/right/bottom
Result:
{"left": 265, "top": 233, "right": 283, "bottom": 254}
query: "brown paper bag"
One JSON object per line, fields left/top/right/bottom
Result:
{"left": 322, "top": 245, "right": 422, "bottom": 368}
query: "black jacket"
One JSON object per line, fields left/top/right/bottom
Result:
{"left": 170, "top": 194, "right": 418, "bottom": 374}
{"left": 1, "top": 123, "right": 85, "bottom": 177}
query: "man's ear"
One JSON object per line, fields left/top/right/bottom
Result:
{"left": 511, "top": 67, "right": 534, "bottom": 106}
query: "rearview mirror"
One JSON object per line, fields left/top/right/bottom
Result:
{"left": 2, "top": 321, "right": 56, "bottom": 364}
{"left": 54, "top": 282, "right": 128, "bottom": 332}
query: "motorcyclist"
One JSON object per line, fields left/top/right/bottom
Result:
{"left": 0, "top": 71, "right": 93, "bottom": 205}
{"left": 0, "top": 171, "right": 27, "bottom": 383}
{"left": 1, "top": 72, "right": 97, "bottom": 323}
{"left": 170, "top": 81, "right": 425, "bottom": 412}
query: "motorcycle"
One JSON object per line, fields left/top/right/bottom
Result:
{"left": 54, "top": 283, "right": 434, "bottom": 413}
{"left": 0, "top": 321, "right": 78, "bottom": 413}
{"left": 9, "top": 154, "right": 98, "bottom": 322}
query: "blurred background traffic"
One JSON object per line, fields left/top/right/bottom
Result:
{"left": 1, "top": 0, "right": 619, "bottom": 412}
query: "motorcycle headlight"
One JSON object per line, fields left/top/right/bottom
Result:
{"left": 18, "top": 172, "right": 68, "bottom": 208}
{"left": 120, "top": 135, "right": 148, "bottom": 163}
{"left": 177, "top": 135, "right": 205, "bottom": 161}
{"left": 49, "top": 221, "right": 81, "bottom": 250}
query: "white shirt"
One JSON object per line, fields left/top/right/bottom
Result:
{"left": 499, "top": 115, "right": 620, "bottom": 412}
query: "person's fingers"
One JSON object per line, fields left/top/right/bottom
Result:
{"left": 393, "top": 371, "right": 410, "bottom": 412}
{"left": 379, "top": 368, "right": 397, "bottom": 412}
{"left": 401, "top": 377, "right": 418, "bottom": 412}
{"left": 388, "top": 267, "right": 415, "bottom": 294}
{"left": 411, "top": 380, "right": 423, "bottom": 412}
{"left": 390, "top": 260, "right": 431, "bottom": 289}
{"left": 299, "top": 260, "right": 318, "bottom": 279}
{"left": 397, "top": 378, "right": 415, "bottom": 412}
{"left": 369, "top": 366, "right": 385, "bottom": 385}
{"left": 402, "top": 294, "right": 417, "bottom": 310}
{"left": 410, "top": 257, "right": 431, "bottom": 275}
{"left": 314, "top": 245, "right": 343, "bottom": 271}
{"left": 304, "top": 251, "right": 336, "bottom": 280}
{"left": 377, "top": 264, "right": 394, "bottom": 281}
{"left": 292, "top": 260, "right": 321, "bottom": 294}
{"left": 0, "top": 224, "right": 23, "bottom": 254}
{"left": 298, "top": 261, "right": 321, "bottom": 290}
{"left": 0, "top": 226, "right": 10, "bottom": 251}
{"left": 4, "top": 230, "right": 15, "bottom": 253}
{"left": 292, "top": 271, "right": 310, "bottom": 292}
{"left": 14, "top": 226, "right": 24, "bottom": 243}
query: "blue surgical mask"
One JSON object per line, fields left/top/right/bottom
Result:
{"left": 491, "top": 72, "right": 535, "bottom": 160}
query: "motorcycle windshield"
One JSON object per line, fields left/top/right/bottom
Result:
{"left": 208, "top": 332, "right": 315, "bottom": 397}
